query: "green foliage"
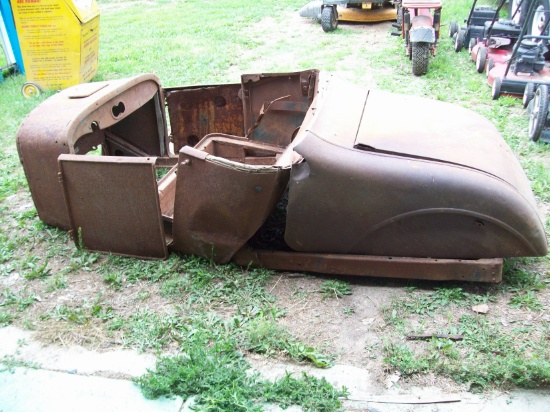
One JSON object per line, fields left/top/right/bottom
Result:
{"left": 43, "top": 297, "right": 115, "bottom": 325}
{"left": 509, "top": 291, "right": 544, "bottom": 311}
{"left": 22, "top": 258, "right": 52, "bottom": 280}
{"left": 502, "top": 259, "right": 547, "bottom": 311}
{"left": 46, "top": 305, "right": 92, "bottom": 325}
{"left": 383, "top": 315, "right": 550, "bottom": 389}
{"left": 262, "top": 372, "right": 348, "bottom": 411}
{"left": 383, "top": 343, "right": 431, "bottom": 375}
{"left": 45, "top": 274, "right": 68, "bottom": 292}
{"left": 67, "top": 250, "right": 100, "bottom": 273}
{"left": 1, "top": 288, "right": 36, "bottom": 312}
{"left": 0, "top": 310, "right": 13, "bottom": 327}
{"left": 102, "top": 255, "right": 181, "bottom": 284}
{"left": 240, "top": 315, "right": 333, "bottom": 368}
{"left": 135, "top": 343, "right": 347, "bottom": 411}
{"left": 160, "top": 258, "right": 275, "bottom": 307}
{"left": 319, "top": 280, "right": 352, "bottom": 299}
{"left": 0, "top": 354, "right": 40, "bottom": 373}
{"left": 102, "top": 270, "right": 124, "bottom": 290}
{"left": 387, "top": 286, "right": 491, "bottom": 322}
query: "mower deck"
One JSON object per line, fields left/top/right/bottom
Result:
{"left": 337, "top": 5, "right": 396, "bottom": 22}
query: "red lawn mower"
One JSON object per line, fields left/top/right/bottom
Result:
{"left": 485, "top": 0, "right": 550, "bottom": 100}
{"left": 393, "top": 0, "right": 443, "bottom": 76}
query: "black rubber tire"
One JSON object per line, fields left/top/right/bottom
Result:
{"left": 412, "top": 42, "right": 429, "bottom": 76}
{"left": 526, "top": 0, "right": 550, "bottom": 40}
{"left": 321, "top": 6, "right": 338, "bottom": 32}
{"left": 468, "top": 38, "right": 476, "bottom": 52}
{"left": 486, "top": 58, "right": 494, "bottom": 78}
{"left": 449, "top": 21, "right": 458, "bottom": 38}
{"left": 523, "top": 82, "right": 535, "bottom": 109}
{"left": 476, "top": 46, "right": 487, "bottom": 73}
{"left": 529, "top": 84, "right": 549, "bottom": 142}
{"left": 492, "top": 77, "right": 502, "bottom": 100}
{"left": 508, "top": 0, "right": 527, "bottom": 25}
{"left": 454, "top": 30, "right": 465, "bottom": 52}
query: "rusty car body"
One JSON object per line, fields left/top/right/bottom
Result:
{"left": 17, "top": 70, "right": 548, "bottom": 282}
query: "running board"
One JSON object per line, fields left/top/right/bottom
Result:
{"left": 233, "top": 248, "right": 503, "bottom": 282}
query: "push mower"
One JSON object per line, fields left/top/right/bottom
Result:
{"left": 450, "top": 0, "right": 503, "bottom": 53}
{"left": 486, "top": 0, "right": 550, "bottom": 100}
{"left": 469, "top": 1, "right": 523, "bottom": 75}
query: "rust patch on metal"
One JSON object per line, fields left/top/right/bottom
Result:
{"left": 233, "top": 248, "right": 503, "bottom": 283}
{"left": 165, "top": 84, "right": 244, "bottom": 152}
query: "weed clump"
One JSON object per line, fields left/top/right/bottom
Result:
{"left": 135, "top": 342, "right": 348, "bottom": 411}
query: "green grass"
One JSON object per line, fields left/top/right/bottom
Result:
{"left": 135, "top": 342, "right": 348, "bottom": 411}
{"left": 382, "top": 278, "right": 550, "bottom": 389}
{"left": 319, "top": 280, "right": 352, "bottom": 300}
{"left": 1, "top": 288, "right": 37, "bottom": 312}
{"left": 384, "top": 314, "right": 550, "bottom": 390}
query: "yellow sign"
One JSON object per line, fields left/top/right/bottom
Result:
{"left": 11, "top": 0, "right": 99, "bottom": 91}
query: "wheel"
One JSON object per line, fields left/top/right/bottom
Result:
{"left": 486, "top": 58, "right": 495, "bottom": 78}
{"left": 523, "top": 82, "right": 535, "bottom": 108}
{"left": 454, "top": 30, "right": 465, "bottom": 52}
{"left": 492, "top": 77, "right": 502, "bottom": 100}
{"left": 476, "top": 46, "right": 487, "bottom": 73}
{"left": 321, "top": 6, "right": 338, "bottom": 32}
{"left": 528, "top": 84, "right": 549, "bottom": 142}
{"left": 449, "top": 21, "right": 458, "bottom": 38}
{"left": 21, "top": 82, "right": 41, "bottom": 98}
{"left": 527, "top": 0, "right": 550, "bottom": 39}
{"left": 509, "top": 0, "right": 527, "bottom": 25}
{"left": 412, "top": 42, "right": 429, "bottom": 76}
{"left": 468, "top": 38, "right": 476, "bottom": 52}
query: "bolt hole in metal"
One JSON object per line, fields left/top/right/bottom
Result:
{"left": 187, "top": 135, "right": 199, "bottom": 146}
{"left": 111, "top": 102, "right": 126, "bottom": 118}
{"left": 214, "top": 96, "right": 226, "bottom": 107}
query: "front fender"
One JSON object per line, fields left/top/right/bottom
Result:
{"left": 410, "top": 26, "right": 435, "bottom": 43}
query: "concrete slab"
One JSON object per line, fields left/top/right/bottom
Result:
{"left": 0, "top": 326, "right": 157, "bottom": 377}
{"left": 0, "top": 367, "right": 182, "bottom": 412}
{"left": 342, "top": 389, "right": 550, "bottom": 411}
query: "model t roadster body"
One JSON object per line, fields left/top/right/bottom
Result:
{"left": 17, "top": 70, "right": 548, "bottom": 282}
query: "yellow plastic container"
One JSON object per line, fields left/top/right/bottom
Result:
{"left": 11, "top": 0, "right": 99, "bottom": 95}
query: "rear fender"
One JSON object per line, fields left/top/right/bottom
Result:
{"left": 410, "top": 26, "right": 436, "bottom": 43}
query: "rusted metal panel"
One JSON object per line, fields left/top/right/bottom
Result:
{"left": 233, "top": 248, "right": 504, "bottom": 282}
{"left": 58, "top": 154, "right": 168, "bottom": 259}
{"left": 356, "top": 89, "right": 535, "bottom": 203}
{"left": 284, "top": 76, "right": 548, "bottom": 259}
{"left": 241, "top": 70, "right": 319, "bottom": 147}
{"left": 171, "top": 135, "right": 289, "bottom": 263}
{"left": 165, "top": 84, "right": 244, "bottom": 152}
{"left": 17, "top": 74, "right": 168, "bottom": 229}
{"left": 246, "top": 100, "right": 310, "bottom": 147}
